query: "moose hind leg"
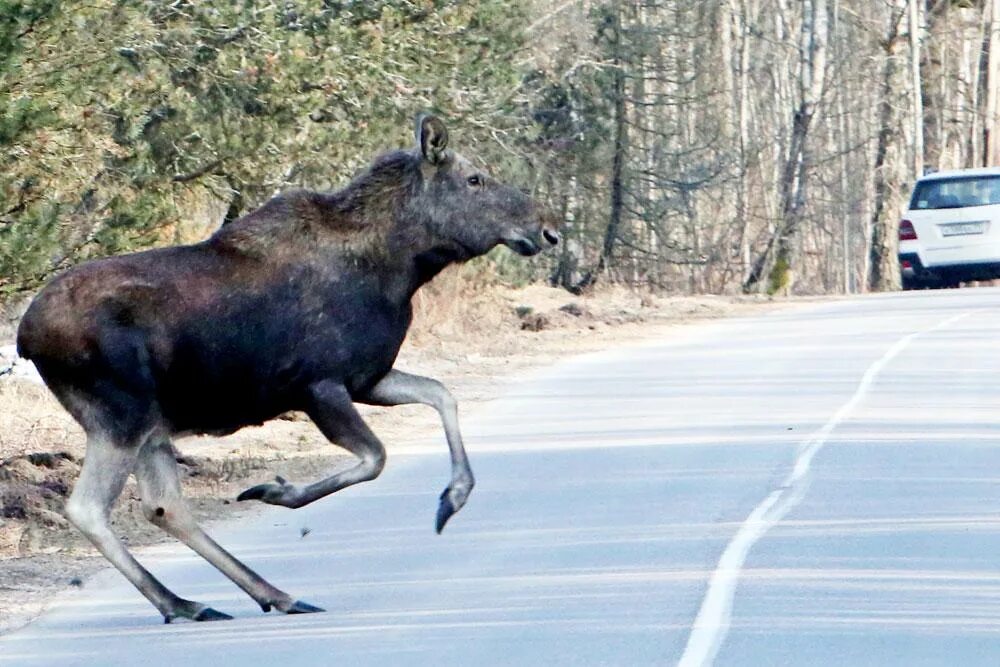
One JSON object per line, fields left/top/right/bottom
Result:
{"left": 65, "top": 433, "right": 231, "bottom": 623}
{"left": 238, "top": 380, "right": 385, "bottom": 508}
{"left": 135, "top": 438, "right": 323, "bottom": 615}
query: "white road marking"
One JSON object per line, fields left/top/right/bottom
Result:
{"left": 677, "top": 310, "right": 973, "bottom": 667}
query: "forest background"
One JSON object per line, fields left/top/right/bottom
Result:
{"left": 3, "top": 0, "right": 998, "bottom": 303}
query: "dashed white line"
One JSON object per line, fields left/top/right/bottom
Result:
{"left": 677, "top": 310, "right": 973, "bottom": 667}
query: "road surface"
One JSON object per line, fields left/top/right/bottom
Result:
{"left": 4, "top": 288, "right": 1000, "bottom": 666}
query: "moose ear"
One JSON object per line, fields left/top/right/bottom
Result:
{"left": 415, "top": 114, "right": 449, "bottom": 165}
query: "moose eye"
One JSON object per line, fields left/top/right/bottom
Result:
{"left": 467, "top": 175, "right": 482, "bottom": 187}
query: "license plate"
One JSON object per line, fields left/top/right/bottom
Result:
{"left": 940, "top": 221, "right": 987, "bottom": 237}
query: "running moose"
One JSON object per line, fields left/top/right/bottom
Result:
{"left": 16, "top": 115, "right": 559, "bottom": 623}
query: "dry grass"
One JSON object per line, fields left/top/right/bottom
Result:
{"left": 408, "top": 263, "right": 516, "bottom": 348}
{"left": 0, "top": 381, "right": 83, "bottom": 463}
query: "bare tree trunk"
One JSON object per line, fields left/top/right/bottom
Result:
{"left": 602, "top": 1, "right": 626, "bottom": 274}
{"left": 959, "top": 11, "right": 977, "bottom": 168}
{"left": 575, "top": 0, "right": 628, "bottom": 293}
{"left": 551, "top": 174, "right": 584, "bottom": 291}
{"left": 745, "top": 0, "right": 828, "bottom": 294}
{"left": 729, "top": 0, "right": 754, "bottom": 283}
{"left": 986, "top": 0, "right": 1000, "bottom": 165}
{"left": 869, "top": 3, "right": 909, "bottom": 292}
{"left": 833, "top": 0, "right": 852, "bottom": 293}
{"left": 909, "top": 0, "right": 924, "bottom": 176}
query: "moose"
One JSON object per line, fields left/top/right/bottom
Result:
{"left": 16, "top": 115, "right": 559, "bottom": 623}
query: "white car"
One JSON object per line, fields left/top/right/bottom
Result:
{"left": 899, "top": 167, "right": 1000, "bottom": 289}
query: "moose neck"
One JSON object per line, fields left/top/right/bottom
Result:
{"left": 377, "top": 224, "right": 473, "bottom": 305}
{"left": 411, "top": 244, "right": 467, "bottom": 288}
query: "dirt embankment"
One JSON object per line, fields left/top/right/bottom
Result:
{"left": 0, "top": 274, "right": 782, "bottom": 634}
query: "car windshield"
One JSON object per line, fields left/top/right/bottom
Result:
{"left": 911, "top": 175, "right": 1000, "bottom": 209}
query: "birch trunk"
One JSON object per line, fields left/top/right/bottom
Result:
{"left": 869, "top": 2, "right": 909, "bottom": 292}
{"left": 745, "top": 0, "right": 828, "bottom": 294}
{"left": 909, "top": 0, "right": 924, "bottom": 176}
{"left": 986, "top": 0, "right": 1000, "bottom": 165}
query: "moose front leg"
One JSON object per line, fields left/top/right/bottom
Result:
{"left": 238, "top": 381, "right": 386, "bottom": 508}
{"left": 359, "top": 369, "right": 474, "bottom": 533}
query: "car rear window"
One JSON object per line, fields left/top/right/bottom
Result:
{"left": 910, "top": 175, "right": 1000, "bottom": 209}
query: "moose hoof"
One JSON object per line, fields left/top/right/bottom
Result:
{"left": 435, "top": 482, "right": 472, "bottom": 534}
{"left": 286, "top": 600, "right": 325, "bottom": 615}
{"left": 164, "top": 604, "right": 234, "bottom": 624}
{"left": 237, "top": 476, "right": 300, "bottom": 507}
{"left": 436, "top": 495, "right": 456, "bottom": 534}
{"left": 194, "top": 607, "right": 234, "bottom": 622}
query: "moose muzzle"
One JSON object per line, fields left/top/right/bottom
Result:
{"left": 503, "top": 219, "right": 560, "bottom": 256}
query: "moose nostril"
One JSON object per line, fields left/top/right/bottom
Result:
{"left": 543, "top": 229, "right": 559, "bottom": 245}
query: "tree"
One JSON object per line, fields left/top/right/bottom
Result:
{"left": 869, "top": 1, "right": 912, "bottom": 292}
{"left": 744, "top": 0, "right": 829, "bottom": 295}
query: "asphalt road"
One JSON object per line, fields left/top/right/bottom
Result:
{"left": 4, "top": 288, "right": 1000, "bottom": 666}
